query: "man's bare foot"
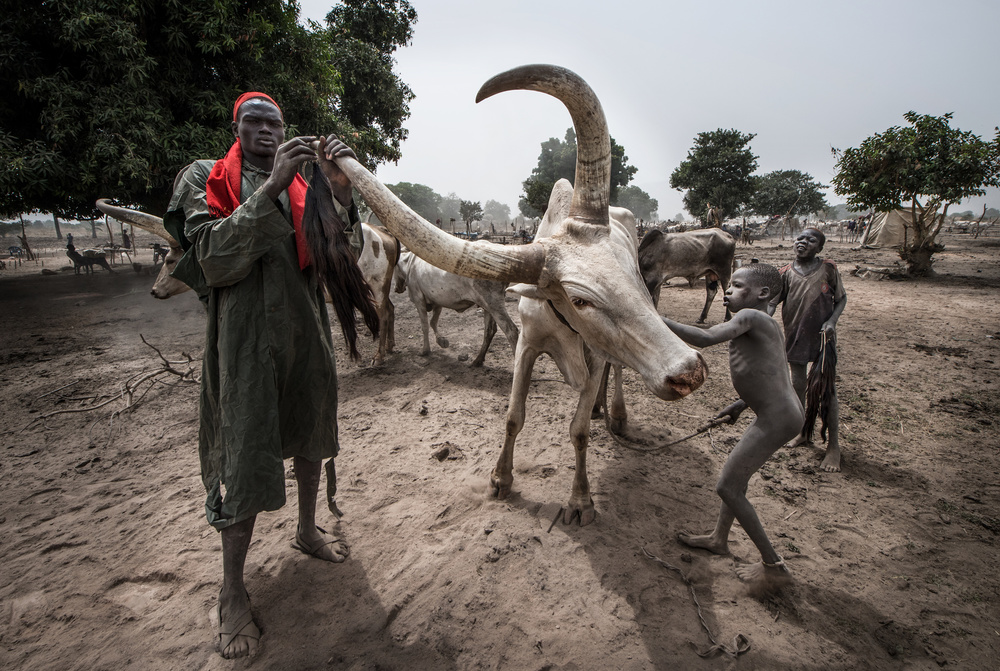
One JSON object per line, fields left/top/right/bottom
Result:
{"left": 820, "top": 445, "right": 841, "bottom": 472}
{"left": 735, "top": 559, "right": 792, "bottom": 590}
{"left": 677, "top": 530, "right": 729, "bottom": 555}
{"left": 213, "top": 590, "right": 260, "bottom": 659}
{"left": 293, "top": 525, "right": 349, "bottom": 562}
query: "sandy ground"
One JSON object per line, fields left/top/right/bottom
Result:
{"left": 1, "top": 230, "right": 999, "bottom": 670}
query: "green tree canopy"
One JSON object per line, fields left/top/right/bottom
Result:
{"left": 832, "top": 111, "right": 1000, "bottom": 275}
{"left": 0, "top": 0, "right": 416, "bottom": 220}
{"left": 669, "top": 128, "right": 758, "bottom": 223}
{"left": 613, "top": 185, "right": 658, "bottom": 221}
{"left": 483, "top": 199, "right": 511, "bottom": 222}
{"left": 459, "top": 200, "right": 483, "bottom": 231}
{"left": 518, "top": 128, "right": 638, "bottom": 217}
{"left": 750, "top": 170, "right": 828, "bottom": 219}
{"left": 386, "top": 181, "right": 441, "bottom": 223}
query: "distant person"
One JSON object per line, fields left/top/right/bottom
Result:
{"left": 663, "top": 263, "right": 803, "bottom": 587}
{"left": 769, "top": 228, "right": 847, "bottom": 471}
{"left": 66, "top": 233, "right": 74, "bottom": 247}
{"left": 121, "top": 230, "right": 131, "bottom": 250}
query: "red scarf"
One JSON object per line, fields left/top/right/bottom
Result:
{"left": 205, "top": 92, "right": 311, "bottom": 270}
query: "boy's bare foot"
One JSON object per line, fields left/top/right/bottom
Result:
{"left": 820, "top": 445, "right": 841, "bottom": 472}
{"left": 212, "top": 590, "right": 260, "bottom": 659}
{"left": 735, "top": 558, "right": 792, "bottom": 589}
{"left": 677, "top": 530, "right": 729, "bottom": 555}
{"left": 788, "top": 433, "right": 810, "bottom": 448}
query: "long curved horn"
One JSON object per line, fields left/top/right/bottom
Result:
{"left": 95, "top": 199, "right": 177, "bottom": 244}
{"left": 329, "top": 156, "right": 545, "bottom": 284}
{"left": 477, "top": 64, "right": 610, "bottom": 226}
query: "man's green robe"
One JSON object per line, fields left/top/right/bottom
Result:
{"left": 166, "top": 159, "right": 356, "bottom": 530}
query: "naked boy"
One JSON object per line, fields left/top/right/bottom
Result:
{"left": 663, "top": 264, "right": 804, "bottom": 585}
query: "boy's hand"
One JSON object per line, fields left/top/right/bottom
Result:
{"left": 820, "top": 321, "right": 836, "bottom": 337}
{"left": 715, "top": 400, "right": 747, "bottom": 424}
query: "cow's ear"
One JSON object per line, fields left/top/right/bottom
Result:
{"left": 507, "top": 283, "right": 541, "bottom": 299}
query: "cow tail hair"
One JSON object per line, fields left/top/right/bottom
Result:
{"left": 802, "top": 335, "right": 837, "bottom": 441}
{"left": 303, "top": 168, "right": 380, "bottom": 362}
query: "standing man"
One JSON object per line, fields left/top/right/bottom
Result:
{"left": 164, "top": 92, "right": 359, "bottom": 659}
{"left": 769, "top": 228, "right": 847, "bottom": 472}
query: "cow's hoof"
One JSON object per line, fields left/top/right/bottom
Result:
{"left": 470, "top": 358, "right": 485, "bottom": 368}
{"left": 563, "top": 503, "right": 596, "bottom": 526}
{"left": 608, "top": 416, "right": 626, "bottom": 436}
{"left": 489, "top": 475, "right": 512, "bottom": 500}
{"left": 436, "top": 337, "right": 450, "bottom": 348}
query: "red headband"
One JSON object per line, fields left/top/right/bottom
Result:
{"left": 232, "top": 92, "right": 281, "bottom": 122}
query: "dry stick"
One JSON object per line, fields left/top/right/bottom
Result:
{"left": 640, "top": 546, "right": 751, "bottom": 658}
{"left": 35, "top": 380, "right": 82, "bottom": 401}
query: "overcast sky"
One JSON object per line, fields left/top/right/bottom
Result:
{"left": 300, "top": 0, "right": 999, "bottom": 220}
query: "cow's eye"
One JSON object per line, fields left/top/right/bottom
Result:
{"left": 571, "top": 297, "right": 590, "bottom": 308}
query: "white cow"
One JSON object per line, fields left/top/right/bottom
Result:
{"left": 329, "top": 64, "right": 707, "bottom": 525}
{"left": 393, "top": 249, "right": 518, "bottom": 367}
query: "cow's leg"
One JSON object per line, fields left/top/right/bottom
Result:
{"left": 472, "top": 311, "right": 497, "bottom": 367}
{"left": 607, "top": 364, "right": 627, "bottom": 435}
{"left": 564, "top": 357, "right": 606, "bottom": 526}
{"left": 372, "top": 299, "right": 388, "bottom": 366}
{"left": 491, "top": 342, "right": 538, "bottom": 499}
{"left": 414, "top": 299, "right": 432, "bottom": 356}
{"left": 429, "top": 306, "right": 449, "bottom": 349}
{"left": 386, "top": 298, "right": 396, "bottom": 353}
{"left": 697, "top": 272, "right": 720, "bottom": 323}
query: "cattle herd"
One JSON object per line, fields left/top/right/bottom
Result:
{"left": 96, "top": 64, "right": 743, "bottom": 524}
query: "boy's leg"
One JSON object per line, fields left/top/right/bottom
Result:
{"left": 293, "top": 456, "right": 349, "bottom": 562}
{"left": 678, "top": 500, "right": 736, "bottom": 554}
{"left": 820, "top": 386, "right": 841, "bottom": 472}
{"left": 788, "top": 363, "right": 809, "bottom": 446}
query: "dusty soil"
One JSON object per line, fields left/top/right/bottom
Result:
{"left": 1, "top": 230, "right": 999, "bottom": 670}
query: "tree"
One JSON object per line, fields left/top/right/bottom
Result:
{"left": 832, "top": 112, "right": 1000, "bottom": 275}
{"left": 751, "top": 170, "right": 828, "bottom": 219}
{"left": 386, "top": 182, "right": 441, "bottom": 223}
{"left": 670, "top": 129, "right": 758, "bottom": 223}
{"left": 483, "top": 199, "right": 511, "bottom": 223}
{"left": 439, "top": 192, "right": 461, "bottom": 226}
{"left": 518, "top": 128, "right": 638, "bottom": 217}
{"left": 0, "top": 0, "right": 415, "bottom": 221}
{"left": 324, "top": 0, "right": 416, "bottom": 166}
{"left": 614, "top": 185, "right": 658, "bottom": 221}
{"left": 459, "top": 200, "right": 483, "bottom": 233}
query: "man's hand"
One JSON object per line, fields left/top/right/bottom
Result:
{"left": 317, "top": 134, "right": 358, "bottom": 207}
{"left": 263, "top": 136, "right": 317, "bottom": 202}
{"left": 821, "top": 321, "right": 836, "bottom": 337}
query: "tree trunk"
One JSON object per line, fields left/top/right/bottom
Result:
{"left": 901, "top": 244, "right": 939, "bottom": 277}
{"left": 91, "top": 219, "right": 98, "bottom": 238}
{"left": 53, "top": 213, "right": 63, "bottom": 240}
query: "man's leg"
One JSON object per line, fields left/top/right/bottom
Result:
{"left": 788, "top": 363, "right": 809, "bottom": 446}
{"left": 820, "top": 386, "right": 841, "bottom": 472}
{"left": 293, "top": 456, "right": 349, "bottom": 562}
{"left": 219, "top": 516, "right": 260, "bottom": 659}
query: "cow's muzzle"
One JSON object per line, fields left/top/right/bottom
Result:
{"left": 666, "top": 351, "right": 708, "bottom": 398}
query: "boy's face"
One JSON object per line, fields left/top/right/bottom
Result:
{"left": 723, "top": 268, "right": 768, "bottom": 313}
{"left": 794, "top": 229, "right": 823, "bottom": 260}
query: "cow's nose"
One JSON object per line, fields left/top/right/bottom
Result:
{"left": 666, "top": 352, "right": 708, "bottom": 397}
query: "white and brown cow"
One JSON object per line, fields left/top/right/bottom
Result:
{"left": 95, "top": 199, "right": 399, "bottom": 366}
{"left": 392, "top": 249, "right": 518, "bottom": 367}
{"left": 329, "top": 64, "right": 707, "bottom": 525}
{"left": 638, "top": 228, "right": 736, "bottom": 323}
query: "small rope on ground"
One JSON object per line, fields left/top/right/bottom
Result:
{"left": 640, "top": 545, "right": 751, "bottom": 659}
{"left": 611, "top": 416, "right": 733, "bottom": 454}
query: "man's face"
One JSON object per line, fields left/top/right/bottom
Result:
{"left": 723, "top": 267, "right": 764, "bottom": 313}
{"left": 794, "top": 229, "right": 823, "bottom": 260}
{"left": 233, "top": 99, "right": 284, "bottom": 162}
